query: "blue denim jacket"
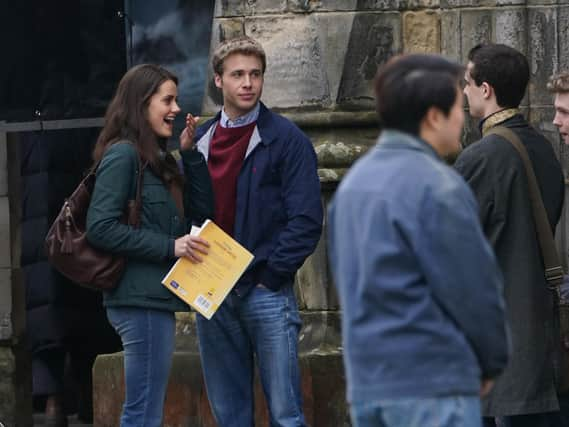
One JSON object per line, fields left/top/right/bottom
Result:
{"left": 328, "top": 130, "right": 509, "bottom": 404}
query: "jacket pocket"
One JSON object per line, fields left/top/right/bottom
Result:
{"left": 142, "top": 184, "right": 172, "bottom": 232}
{"left": 126, "top": 261, "right": 175, "bottom": 301}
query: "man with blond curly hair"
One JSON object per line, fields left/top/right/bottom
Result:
{"left": 549, "top": 71, "right": 569, "bottom": 146}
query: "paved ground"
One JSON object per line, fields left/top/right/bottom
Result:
{"left": 32, "top": 414, "right": 92, "bottom": 427}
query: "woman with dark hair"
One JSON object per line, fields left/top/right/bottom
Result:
{"left": 86, "top": 63, "right": 213, "bottom": 426}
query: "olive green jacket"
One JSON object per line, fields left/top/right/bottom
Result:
{"left": 86, "top": 142, "right": 214, "bottom": 312}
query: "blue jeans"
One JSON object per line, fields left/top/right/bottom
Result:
{"left": 351, "top": 396, "right": 482, "bottom": 427}
{"left": 106, "top": 307, "right": 176, "bottom": 427}
{"left": 196, "top": 284, "right": 306, "bottom": 427}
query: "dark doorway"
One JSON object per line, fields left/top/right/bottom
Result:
{"left": 0, "top": 0, "right": 126, "bottom": 122}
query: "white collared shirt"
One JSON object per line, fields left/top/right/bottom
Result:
{"left": 219, "top": 103, "right": 260, "bottom": 128}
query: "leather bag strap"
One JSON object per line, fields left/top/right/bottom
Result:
{"left": 126, "top": 148, "right": 145, "bottom": 228}
{"left": 486, "top": 126, "right": 564, "bottom": 288}
{"left": 133, "top": 150, "right": 145, "bottom": 209}
{"left": 92, "top": 141, "right": 146, "bottom": 226}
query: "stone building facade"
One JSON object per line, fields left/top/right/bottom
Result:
{"left": 2, "top": 0, "right": 569, "bottom": 425}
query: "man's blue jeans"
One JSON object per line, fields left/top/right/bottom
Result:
{"left": 106, "top": 307, "right": 176, "bottom": 427}
{"left": 196, "top": 284, "right": 306, "bottom": 427}
{"left": 351, "top": 396, "right": 482, "bottom": 427}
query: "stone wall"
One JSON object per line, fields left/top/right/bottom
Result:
{"left": 203, "top": 0, "right": 569, "bottom": 257}
{"left": 0, "top": 129, "right": 32, "bottom": 425}
{"left": 206, "top": 0, "right": 569, "bottom": 152}
{"left": 202, "top": 1, "right": 569, "bottom": 314}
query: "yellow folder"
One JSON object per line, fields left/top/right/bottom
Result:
{"left": 162, "top": 219, "right": 254, "bottom": 319}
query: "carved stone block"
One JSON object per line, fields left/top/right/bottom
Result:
{"left": 245, "top": 15, "right": 331, "bottom": 109}
{"left": 337, "top": 12, "right": 401, "bottom": 109}
{"left": 528, "top": 7, "right": 558, "bottom": 105}
{"left": 403, "top": 10, "right": 441, "bottom": 54}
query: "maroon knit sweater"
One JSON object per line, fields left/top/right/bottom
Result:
{"left": 208, "top": 122, "right": 256, "bottom": 236}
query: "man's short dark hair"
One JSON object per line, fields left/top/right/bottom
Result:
{"left": 374, "top": 54, "right": 463, "bottom": 136}
{"left": 467, "top": 43, "right": 529, "bottom": 108}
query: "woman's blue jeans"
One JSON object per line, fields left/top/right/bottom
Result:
{"left": 106, "top": 307, "right": 176, "bottom": 427}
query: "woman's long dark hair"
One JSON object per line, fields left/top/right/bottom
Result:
{"left": 93, "top": 63, "right": 183, "bottom": 188}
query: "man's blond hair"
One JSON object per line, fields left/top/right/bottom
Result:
{"left": 212, "top": 36, "right": 266, "bottom": 76}
{"left": 547, "top": 71, "right": 569, "bottom": 93}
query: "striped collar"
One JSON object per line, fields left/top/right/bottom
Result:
{"left": 481, "top": 108, "right": 520, "bottom": 136}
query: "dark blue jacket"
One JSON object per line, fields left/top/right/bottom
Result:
{"left": 328, "top": 130, "right": 509, "bottom": 404}
{"left": 195, "top": 103, "right": 323, "bottom": 293}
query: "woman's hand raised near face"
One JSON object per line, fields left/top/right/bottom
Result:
{"left": 179, "top": 113, "right": 200, "bottom": 151}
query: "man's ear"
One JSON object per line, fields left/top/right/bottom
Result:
{"left": 423, "top": 106, "right": 444, "bottom": 131}
{"left": 419, "top": 106, "right": 447, "bottom": 153}
{"left": 214, "top": 74, "right": 223, "bottom": 89}
{"left": 481, "top": 82, "right": 493, "bottom": 100}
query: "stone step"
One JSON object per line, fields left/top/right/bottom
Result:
{"left": 94, "top": 311, "right": 346, "bottom": 426}
{"left": 93, "top": 350, "right": 347, "bottom": 427}
{"left": 32, "top": 413, "right": 92, "bottom": 427}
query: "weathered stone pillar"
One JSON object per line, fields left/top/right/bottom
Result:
{"left": 0, "top": 126, "right": 32, "bottom": 426}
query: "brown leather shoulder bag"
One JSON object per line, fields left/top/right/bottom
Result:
{"left": 45, "top": 146, "right": 144, "bottom": 291}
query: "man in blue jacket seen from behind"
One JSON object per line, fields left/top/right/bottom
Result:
{"left": 328, "top": 54, "right": 510, "bottom": 427}
{"left": 193, "top": 36, "right": 323, "bottom": 427}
